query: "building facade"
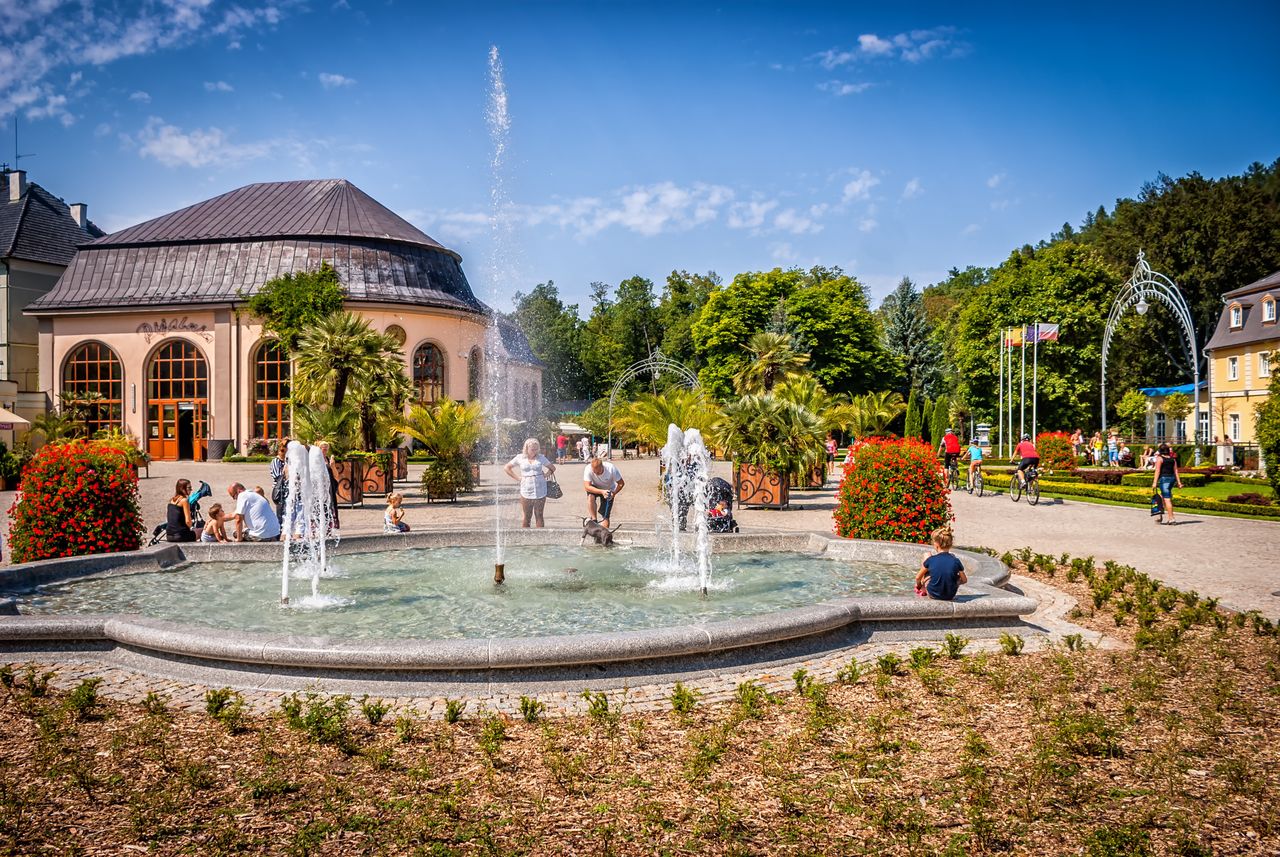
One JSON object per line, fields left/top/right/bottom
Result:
{"left": 1204, "top": 270, "right": 1279, "bottom": 445}
{"left": 28, "top": 179, "right": 541, "bottom": 461}
{"left": 1136, "top": 382, "right": 1209, "bottom": 442}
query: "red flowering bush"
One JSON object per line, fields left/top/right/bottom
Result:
{"left": 7, "top": 440, "right": 143, "bottom": 563}
{"left": 1036, "top": 431, "right": 1077, "bottom": 472}
{"left": 833, "top": 437, "right": 951, "bottom": 543}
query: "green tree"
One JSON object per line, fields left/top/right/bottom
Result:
{"left": 346, "top": 350, "right": 411, "bottom": 452}
{"left": 579, "top": 282, "right": 630, "bottom": 398}
{"left": 845, "top": 391, "right": 907, "bottom": 439}
{"left": 1161, "top": 392, "right": 1193, "bottom": 441}
{"left": 879, "top": 276, "right": 940, "bottom": 395}
{"left": 715, "top": 395, "right": 824, "bottom": 479}
{"left": 1114, "top": 390, "right": 1149, "bottom": 439}
{"left": 904, "top": 390, "right": 922, "bottom": 439}
{"left": 657, "top": 270, "right": 717, "bottom": 370}
{"left": 1253, "top": 359, "right": 1280, "bottom": 497}
{"left": 294, "top": 311, "right": 399, "bottom": 410}
{"left": 931, "top": 395, "right": 950, "bottom": 449}
{"left": 921, "top": 399, "right": 934, "bottom": 444}
{"left": 732, "top": 332, "right": 809, "bottom": 395}
{"left": 612, "top": 388, "right": 716, "bottom": 448}
{"left": 243, "top": 262, "right": 345, "bottom": 351}
{"left": 510, "top": 281, "right": 588, "bottom": 406}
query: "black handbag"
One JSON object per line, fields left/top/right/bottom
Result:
{"left": 545, "top": 476, "right": 563, "bottom": 500}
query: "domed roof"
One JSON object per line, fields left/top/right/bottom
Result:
{"left": 90, "top": 179, "right": 454, "bottom": 256}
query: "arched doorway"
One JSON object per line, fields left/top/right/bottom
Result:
{"left": 146, "top": 339, "right": 209, "bottom": 461}
{"left": 62, "top": 341, "right": 124, "bottom": 435}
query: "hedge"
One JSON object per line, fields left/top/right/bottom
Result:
{"left": 979, "top": 473, "right": 1280, "bottom": 517}
{"left": 1120, "top": 473, "right": 1207, "bottom": 489}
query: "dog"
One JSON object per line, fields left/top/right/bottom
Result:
{"left": 581, "top": 517, "right": 621, "bottom": 547}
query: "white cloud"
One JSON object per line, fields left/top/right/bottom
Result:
{"left": 318, "top": 72, "right": 356, "bottom": 89}
{"left": 771, "top": 242, "right": 796, "bottom": 262}
{"left": 842, "top": 169, "right": 880, "bottom": 202}
{"left": 987, "top": 172, "right": 1005, "bottom": 189}
{"left": 858, "top": 217, "right": 878, "bottom": 233}
{"left": 129, "top": 90, "right": 151, "bottom": 103}
{"left": 25, "top": 92, "right": 73, "bottom": 126}
{"left": 818, "top": 80, "right": 875, "bottom": 96}
{"left": 961, "top": 223, "right": 980, "bottom": 236}
{"left": 203, "top": 80, "right": 234, "bottom": 92}
{"left": 727, "top": 199, "right": 778, "bottom": 229}
{"left": 990, "top": 198, "right": 1010, "bottom": 211}
{"left": 133, "top": 117, "right": 276, "bottom": 168}
{"left": 902, "top": 177, "right": 923, "bottom": 200}
{"left": 818, "top": 26, "right": 969, "bottom": 69}
{"left": 773, "top": 208, "right": 824, "bottom": 235}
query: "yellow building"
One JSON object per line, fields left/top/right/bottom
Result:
{"left": 1205, "top": 269, "right": 1280, "bottom": 445}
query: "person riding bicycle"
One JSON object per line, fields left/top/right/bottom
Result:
{"left": 1014, "top": 434, "right": 1040, "bottom": 487}
{"left": 938, "top": 428, "right": 962, "bottom": 474}
{"left": 966, "top": 436, "right": 984, "bottom": 487}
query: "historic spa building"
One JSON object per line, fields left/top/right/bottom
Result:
{"left": 27, "top": 179, "right": 542, "bottom": 461}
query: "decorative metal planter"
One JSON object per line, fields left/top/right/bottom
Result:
{"left": 789, "top": 465, "right": 826, "bottom": 489}
{"left": 362, "top": 456, "right": 393, "bottom": 496}
{"left": 735, "top": 462, "right": 789, "bottom": 509}
{"left": 333, "top": 459, "right": 364, "bottom": 506}
{"left": 394, "top": 447, "right": 408, "bottom": 481}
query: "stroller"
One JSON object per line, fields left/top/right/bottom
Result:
{"left": 148, "top": 481, "right": 212, "bottom": 546}
{"left": 706, "top": 476, "right": 739, "bottom": 533}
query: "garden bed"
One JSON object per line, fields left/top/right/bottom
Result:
{"left": 980, "top": 473, "right": 1280, "bottom": 517}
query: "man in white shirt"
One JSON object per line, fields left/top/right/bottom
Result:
{"left": 583, "top": 457, "right": 625, "bottom": 528}
{"left": 227, "top": 483, "right": 282, "bottom": 542}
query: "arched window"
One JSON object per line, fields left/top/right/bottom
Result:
{"left": 62, "top": 342, "right": 123, "bottom": 435}
{"left": 468, "top": 346, "right": 483, "bottom": 401}
{"left": 146, "top": 339, "right": 209, "bottom": 461}
{"left": 413, "top": 342, "right": 445, "bottom": 403}
{"left": 253, "top": 341, "right": 291, "bottom": 439}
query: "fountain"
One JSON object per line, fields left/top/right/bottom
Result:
{"left": 279, "top": 441, "right": 336, "bottom": 606}
{"left": 660, "top": 424, "right": 713, "bottom": 594}
{"left": 486, "top": 43, "right": 512, "bottom": 586}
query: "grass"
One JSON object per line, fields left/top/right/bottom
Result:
{"left": 0, "top": 557, "right": 1275, "bottom": 854}
{"left": 1000, "top": 486, "right": 1276, "bottom": 521}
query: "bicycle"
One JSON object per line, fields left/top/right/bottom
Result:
{"left": 966, "top": 464, "right": 984, "bottom": 497}
{"left": 1009, "top": 465, "right": 1041, "bottom": 505}
{"left": 943, "top": 458, "right": 960, "bottom": 491}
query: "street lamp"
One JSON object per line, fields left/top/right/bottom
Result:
{"left": 1135, "top": 297, "right": 1148, "bottom": 316}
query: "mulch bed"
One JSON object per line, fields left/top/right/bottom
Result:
{"left": 0, "top": 553, "right": 1276, "bottom": 855}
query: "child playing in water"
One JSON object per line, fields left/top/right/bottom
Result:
{"left": 200, "top": 504, "right": 230, "bottom": 543}
{"left": 384, "top": 492, "right": 410, "bottom": 533}
{"left": 915, "top": 526, "right": 967, "bottom": 600}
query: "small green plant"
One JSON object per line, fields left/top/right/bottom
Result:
{"left": 281, "top": 692, "right": 352, "bottom": 749}
{"left": 142, "top": 691, "right": 169, "bottom": 716}
{"left": 64, "top": 677, "right": 104, "bottom": 721}
{"left": 0, "top": 665, "right": 13, "bottom": 690}
{"left": 359, "top": 696, "right": 390, "bottom": 726}
{"left": 792, "top": 668, "right": 813, "bottom": 694}
{"left": 443, "top": 699, "right": 466, "bottom": 724}
{"left": 581, "top": 690, "right": 622, "bottom": 730}
{"left": 908, "top": 647, "right": 938, "bottom": 670}
{"left": 1000, "top": 550, "right": 1016, "bottom": 568}
{"left": 478, "top": 714, "right": 507, "bottom": 761}
{"left": 205, "top": 687, "right": 248, "bottom": 733}
{"left": 670, "top": 682, "right": 698, "bottom": 716}
{"left": 834, "top": 658, "right": 861, "bottom": 684}
{"left": 942, "top": 633, "right": 969, "bottom": 658}
{"left": 394, "top": 715, "right": 417, "bottom": 744}
{"left": 1083, "top": 824, "right": 1149, "bottom": 856}
{"left": 733, "top": 681, "right": 773, "bottom": 719}
{"left": 876, "top": 653, "right": 903, "bottom": 676}
{"left": 22, "top": 666, "right": 54, "bottom": 697}
{"left": 1063, "top": 633, "right": 1085, "bottom": 652}
{"left": 999, "top": 633, "right": 1025, "bottom": 656}
{"left": 519, "top": 695, "right": 546, "bottom": 723}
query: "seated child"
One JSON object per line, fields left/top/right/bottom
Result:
{"left": 200, "top": 504, "right": 230, "bottom": 543}
{"left": 914, "top": 526, "right": 967, "bottom": 601}
{"left": 708, "top": 500, "right": 729, "bottom": 519}
{"left": 384, "top": 492, "right": 410, "bottom": 533}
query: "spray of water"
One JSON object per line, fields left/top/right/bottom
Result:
{"left": 659, "top": 424, "right": 713, "bottom": 594}
{"left": 279, "top": 441, "right": 342, "bottom": 607}
{"left": 486, "top": 45, "right": 513, "bottom": 576}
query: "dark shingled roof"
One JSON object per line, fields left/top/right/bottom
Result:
{"left": 28, "top": 179, "right": 487, "bottom": 316}
{"left": 1205, "top": 269, "right": 1280, "bottom": 353}
{"left": 0, "top": 180, "right": 104, "bottom": 267}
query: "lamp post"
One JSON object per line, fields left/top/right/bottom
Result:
{"left": 1101, "top": 251, "right": 1201, "bottom": 465}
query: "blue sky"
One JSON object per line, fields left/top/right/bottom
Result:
{"left": 2, "top": 1, "right": 1277, "bottom": 312}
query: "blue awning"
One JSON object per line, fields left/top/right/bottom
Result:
{"left": 1137, "top": 382, "right": 1207, "bottom": 397}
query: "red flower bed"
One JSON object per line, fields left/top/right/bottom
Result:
{"left": 1036, "top": 431, "right": 1077, "bottom": 472}
{"left": 7, "top": 440, "right": 143, "bottom": 564}
{"left": 833, "top": 437, "right": 951, "bottom": 543}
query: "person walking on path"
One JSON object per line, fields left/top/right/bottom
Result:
{"left": 269, "top": 437, "right": 289, "bottom": 523}
{"left": 504, "top": 438, "right": 556, "bottom": 528}
{"left": 584, "top": 457, "right": 625, "bottom": 528}
{"left": 1091, "top": 431, "right": 1104, "bottom": 466}
{"left": 1152, "top": 442, "right": 1183, "bottom": 525}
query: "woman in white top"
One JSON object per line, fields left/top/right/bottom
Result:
{"left": 503, "top": 438, "right": 556, "bottom": 528}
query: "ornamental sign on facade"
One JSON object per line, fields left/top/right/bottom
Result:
{"left": 136, "top": 317, "right": 214, "bottom": 344}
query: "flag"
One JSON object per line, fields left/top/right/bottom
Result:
{"left": 1003, "top": 326, "right": 1022, "bottom": 346}
{"left": 1027, "top": 323, "right": 1060, "bottom": 342}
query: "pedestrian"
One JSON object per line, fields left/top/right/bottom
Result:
{"left": 269, "top": 437, "right": 289, "bottom": 523}
{"left": 1091, "top": 431, "right": 1104, "bottom": 466}
{"left": 504, "top": 438, "right": 555, "bottom": 528}
{"left": 1070, "top": 428, "right": 1083, "bottom": 460}
{"left": 583, "top": 456, "right": 625, "bottom": 528}
{"left": 556, "top": 432, "right": 568, "bottom": 463}
{"left": 1151, "top": 442, "right": 1183, "bottom": 525}
{"left": 825, "top": 434, "right": 837, "bottom": 467}
{"left": 1107, "top": 431, "right": 1119, "bottom": 467}
{"left": 165, "top": 478, "right": 198, "bottom": 543}
{"left": 383, "top": 491, "right": 409, "bottom": 533}
{"left": 227, "top": 482, "right": 281, "bottom": 541}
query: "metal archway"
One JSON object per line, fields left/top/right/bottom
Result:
{"left": 1101, "top": 251, "right": 1201, "bottom": 463}
{"left": 605, "top": 351, "right": 700, "bottom": 458}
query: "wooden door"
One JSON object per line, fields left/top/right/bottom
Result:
{"left": 146, "top": 339, "right": 209, "bottom": 461}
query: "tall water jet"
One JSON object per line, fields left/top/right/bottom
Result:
{"left": 279, "top": 441, "right": 335, "bottom": 605}
{"left": 660, "top": 424, "right": 713, "bottom": 594}
{"left": 486, "top": 44, "right": 514, "bottom": 584}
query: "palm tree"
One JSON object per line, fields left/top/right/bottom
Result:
{"left": 732, "top": 332, "right": 810, "bottom": 396}
{"left": 611, "top": 388, "right": 717, "bottom": 449}
{"left": 346, "top": 350, "right": 412, "bottom": 452}
{"left": 845, "top": 391, "right": 907, "bottom": 439}
{"left": 774, "top": 375, "right": 852, "bottom": 435}
{"left": 27, "top": 409, "right": 84, "bottom": 445}
{"left": 715, "top": 395, "right": 825, "bottom": 479}
{"left": 293, "top": 311, "right": 397, "bottom": 410}
{"left": 397, "top": 399, "right": 486, "bottom": 493}
{"left": 291, "top": 403, "right": 356, "bottom": 456}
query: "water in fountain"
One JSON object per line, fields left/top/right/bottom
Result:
{"left": 659, "top": 424, "right": 713, "bottom": 594}
{"left": 279, "top": 441, "right": 345, "bottom": 608}
{"left": 486, "top": 44, "right": 513, "bottom": 583}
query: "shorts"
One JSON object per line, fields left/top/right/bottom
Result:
{"left": 1157, "top": 476, "right": 1176, "bottom": 499}
{"left": 943, "top": 452, "right": 959, "bottom": 469}
{"left": 1017, "top": 457, "right": 1040, "bottom": 472}
{"left": 592, "top": 494, "right": 615, "bottom": 520}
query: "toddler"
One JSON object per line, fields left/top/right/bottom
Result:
{"left": 915, "top": 526, "right": 967, "bottom": 601}
{"left": 384, "top": 492, "right": 410, "bottom": 533}
{"left": 200, "top": 504, "right": 230, "bottom": 543}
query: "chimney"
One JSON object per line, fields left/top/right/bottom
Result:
{"left": 8, "top": 170, "right": 26, "bottom": 202}
{"left": 69, "top": 203, "right": 87, "bottom": 229}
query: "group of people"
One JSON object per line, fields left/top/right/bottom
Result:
{"left": 164, "top": 479, "right": 281, "bottom": 543}
{"left": 504, "top": 438, "right": 626, "bottom": 529}
{"left": 554, "top": 433, "right": 605, "bottom": 464}
{"left": 1069, "top": 429, "right": 1135, "bottom": 468}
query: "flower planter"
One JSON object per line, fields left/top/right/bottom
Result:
{"left": 735, "top": 462, "right": 789, "bottom": 509}
{"left": 789, "top": 465, "right": 825, "bottom": 489}
{"left": 362, "top": 457, "right": 393, "bottom": 496}
{"left": 426, "top": 484, "right": 457, "bottom": 503}
{"left": 332, "top": 459, "right": 364, "bottom": 506}
{"left": 394, "top": 447, "right": 408, "bottom": 481}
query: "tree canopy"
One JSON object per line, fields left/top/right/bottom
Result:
{"left": 243, "top": 262, "right": 345, "bottom": 351}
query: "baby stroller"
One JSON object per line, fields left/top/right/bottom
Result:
{"left": 148, "top": 481, "right": 212, "bottom": 546}
{"left": 706, "top": 476, "right": 739, "bottom": 533}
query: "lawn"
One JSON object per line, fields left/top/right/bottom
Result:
{"left": 1176, "top": 480, "right": 1276, "bottom": 502}
{"left": 0, "top": 555, "right": 1276, "bottom": 855}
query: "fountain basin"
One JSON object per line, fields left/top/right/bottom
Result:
{"left": 0, "top": 531, "right": 1034, "bottom": 678}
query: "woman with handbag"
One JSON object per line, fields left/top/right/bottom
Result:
{"left": 504, "top": 438, "right": 556, "bottom": 528}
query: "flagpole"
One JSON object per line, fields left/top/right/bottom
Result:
{"left": 1007, "top": 332, "right": 1014, "bottom": 457}
{"left": 1032, "top": 323, "right": 1039, "bottom": 439}
{"left": 1019, "top": 328, "right": 1026, "bottom": 442}
{"left": 998, "top": 330, "right": 1004, "bottom": 456}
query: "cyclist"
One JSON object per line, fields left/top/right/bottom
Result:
{"left": 966, "top": 436, "right": 984, "bottom": 488}
{"left": 1014, "top": 434, "right": 1040, "bottom": 488}
{"left": 938, "top": 428, "right": 961, "bottom": 477}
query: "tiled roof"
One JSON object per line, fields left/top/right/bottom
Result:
{"left": 1205, "top": 269, "right": 1280, "bottom": 352}
{"left": 0, "top": 181, "right": 104, "bottom": 267}
{"left": 91, "top": 179, "right": 451, "bottom": 254}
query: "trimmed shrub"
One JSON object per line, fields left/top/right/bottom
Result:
{"left": 1080, "top": 469, "right": 1133, "bottom": 485}
{"left": 981, "top": 473, "right": 1280, "bottom": 518}
{"left": 834, "top": 437, "right": 951, "bottom": 543}
{"left": 7, "top": 440, "right": 143, "bottom": 563}
{"left": 1226, "top": 492, "right": 1275, "bottom": 506}
{"left": 1035, "top": 431, "right": 1077, "bottom": 472}
{"left": 1120, "top": 473, "right": 1206, "bottom": 489}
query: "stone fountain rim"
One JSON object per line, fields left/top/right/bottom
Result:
{"left": 0, "top": 530, "right": 1036, "bottom": 671}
